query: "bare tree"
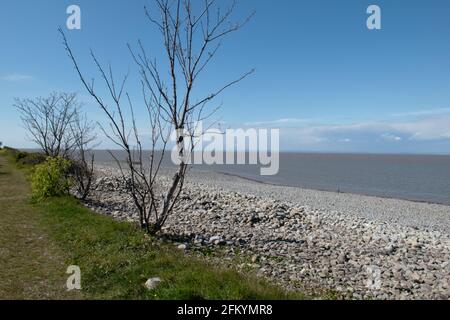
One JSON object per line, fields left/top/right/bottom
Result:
{"left": 70, "top": 110, "right": 98, "bottom": 200}
{"left": 61, "top": 0, "right": 254, "bottom": 234}
{"left": 14, "top": 92, "right": 79, "bottom": 157}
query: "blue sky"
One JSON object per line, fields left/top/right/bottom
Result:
{"left": 2, "top": 0, "right": 450, "bottom": 153}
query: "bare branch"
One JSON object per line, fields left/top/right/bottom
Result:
{"left": 60, "top": 0, "right": 254, "bottom": 234}
{"left": 14, "top": 92, "right": 79, "bottom": 157}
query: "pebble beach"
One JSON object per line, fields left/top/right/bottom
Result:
{"left": 83, "top": 164, "right": 450, "bottom": 300}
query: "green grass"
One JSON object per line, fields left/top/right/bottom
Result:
{"left": 0, "top": 150, "right": 81, "bottom": 299}
{"left": 0, "top": 148, "right": 307, "bottom": 300}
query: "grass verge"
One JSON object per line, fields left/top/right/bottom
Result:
{"left": 0, "top": 150, "right": 81, "bottom": 299}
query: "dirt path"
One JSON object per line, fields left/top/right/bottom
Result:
{"left": 0, "top": 154, "right": 82, "bottom": 299}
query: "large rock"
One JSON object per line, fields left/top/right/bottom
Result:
{"left": 145, "top": 277, "right": 162, "bottom": 290}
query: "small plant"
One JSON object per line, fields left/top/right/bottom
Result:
{"left": 69, "top": 157, "right": 95, "bottom": 200}
{"left": 31, "top": 157, "right": 72, "bottom": 200}
{"left": 69, "top": 111, "right": 97, "bottom": 200}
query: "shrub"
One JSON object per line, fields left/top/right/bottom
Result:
{"left": 16, "top": 152, "right": 46, "bottom": 166}
{"left": 31, "top": 157, "right": 72, "bottom": 200}
{"left": 4, "top": 148, "right": 46, "bottom": 166}
{"left": 68, "top": 157, "right": 95, "bottom": 200}
{"left": 15, "top": 151, "right": 27, "bottom": 162}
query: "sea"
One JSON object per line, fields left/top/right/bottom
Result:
{"left": 92, "top": 150, "right": 450, "bottom": 205}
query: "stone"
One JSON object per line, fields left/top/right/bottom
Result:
{"left": 338, "top": 253, "right": 349, "bottom": 264}
{"left": 145, "top": 277, "right": 161, "bottom": 290}
{"left": 209, "top": 236, "right": 221, "bottom": 243}
{"left": 411, "top": 272, "right": 423, "bottom": 284}
{"left": 213, "top": 239, "right": 225, "bottom": 245}
{"left": 276, "top": 212, "right": 286, "bottom": 219}
{"left": 250, "top": 214, "right": 261, "bottom": 224}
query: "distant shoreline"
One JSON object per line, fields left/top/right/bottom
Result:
{"left": 213, "top": 169, "right": 450, "bottom": 207}
{"left": 97, "top": 159, "right": 450, "bottom": 207}
{"left": 17, "top": 148, "right": 450, "bottom": 157}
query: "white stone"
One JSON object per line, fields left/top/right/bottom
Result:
{"left": 209, "top": 236, "right": 221, "bottom": 243}
{"left": 145, "top": 277, "right": 161, "bottom": 290}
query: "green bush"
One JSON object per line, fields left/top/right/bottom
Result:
{"left": 15, "top": 151, "right": 46, "bottom": 166}
{"left": 3, "top": 148, "right": 46, "bottom": 166}
{"left": 31, "top": 157, "right": 72, "bottom": 200}
{"left": 15, "top": 151, "right": 27, "bottom": 162}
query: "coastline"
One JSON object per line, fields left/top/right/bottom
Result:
{"left": 215, "top": 169, "right": 450, "bottom": 207}
{"left": 160, "top": 165, "right": 450, "bottom": 234}
{"left": 85, "top": 163, "right": 450, "bottom": 299}
{"left": 91, "top": 149, "right": 450, "bottom": 206}
{"left": 95, "top": 161, "right": 450, "bottom": 233}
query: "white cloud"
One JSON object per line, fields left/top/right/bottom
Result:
{"left": 1, "top": 74, "right": 33, "bottom": 82}
{"left": 276, "top": 116, "right": 450, "bottom": 148}
{"left": 381, "top": 133, "right": 402, "bottom": 142}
